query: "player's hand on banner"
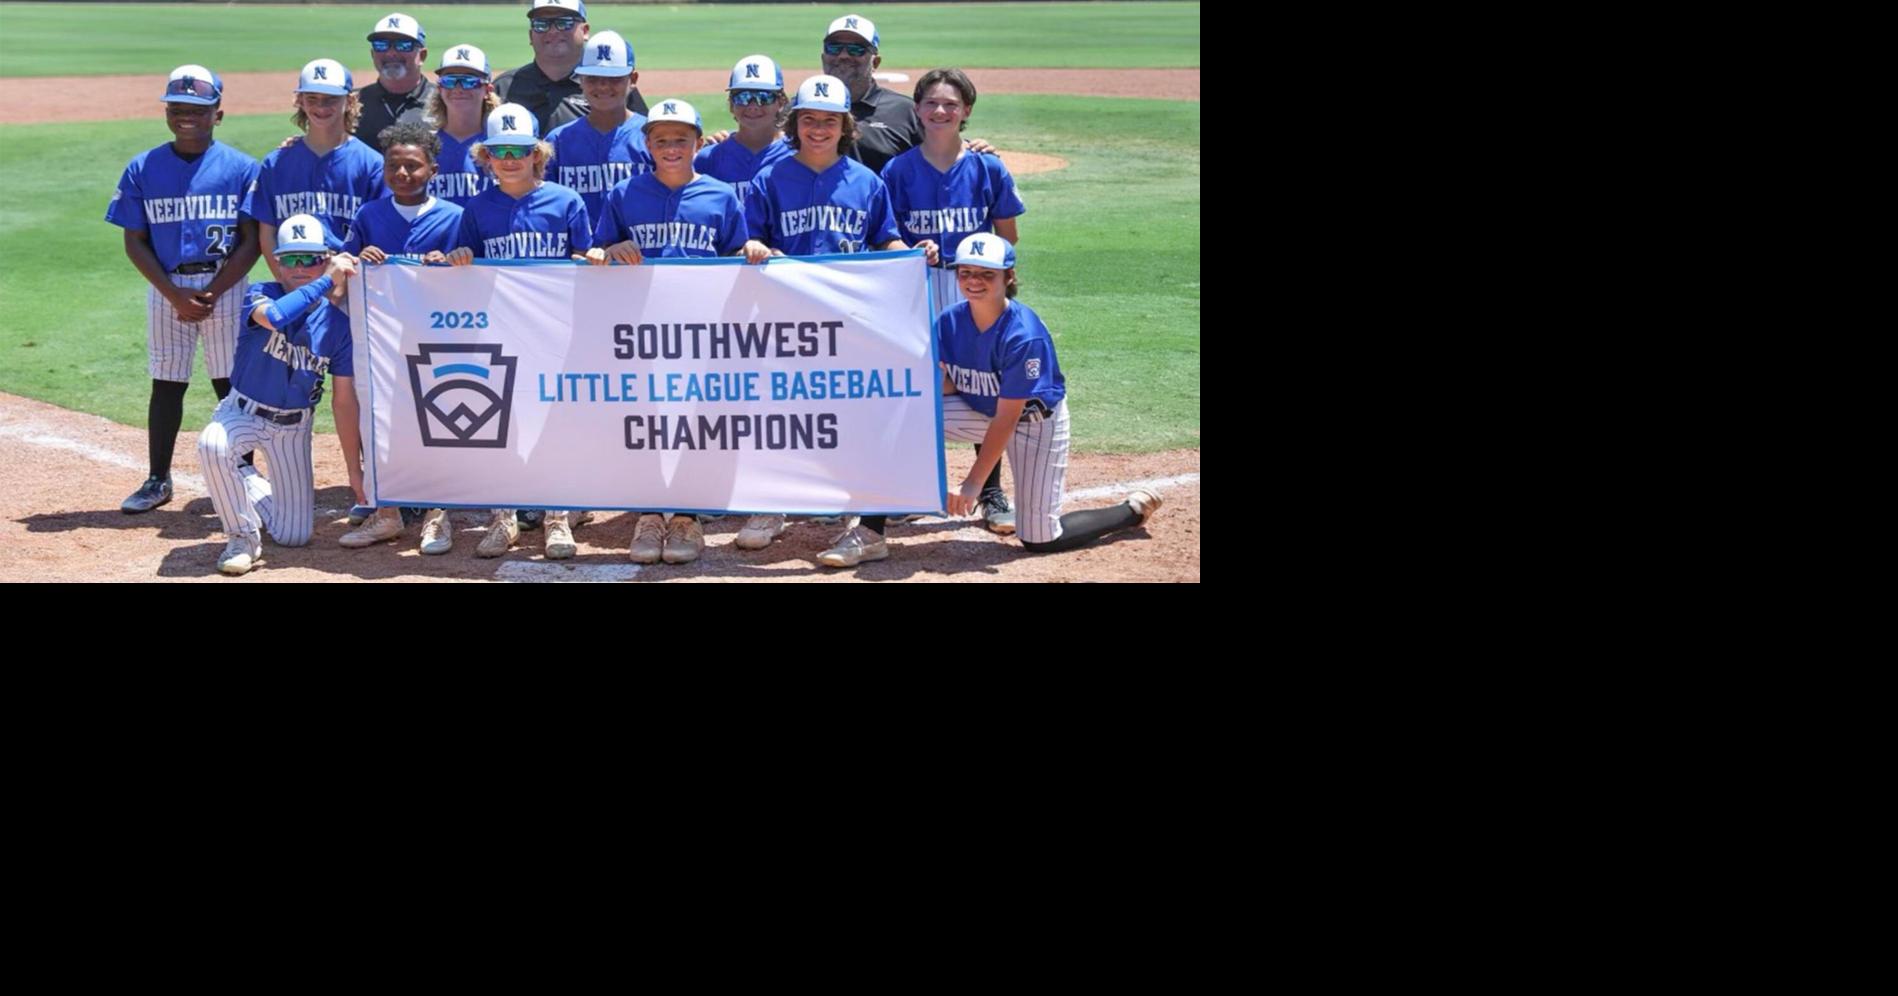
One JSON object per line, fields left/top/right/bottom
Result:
{"left": 742, "top": 239, "right": 776, "bottom": 264}
{"left": 604, "top": 240, "right": 643, "bottom": 266}
{"left": 914, "top": 239, "right": 940, "bottom": 265}
{"left": 964, "top": 138, "right": 996, "bottom": 155}
{"left": 446, "top": 247, "right": 474, "bottom": 266}
{"left": 947, "top": 478, "right": 985, "bottom": 517}
{"left": 358, "top": 246, "right": 389, "bottom": 265}
{"left": 326, "top": 252, "right": 360, "bottom": 283}
{"left": 421, "top": 250, "right": 450, "bottom": 265}
{"left": 169, "top": 288, "right": 212, "bottom": 323}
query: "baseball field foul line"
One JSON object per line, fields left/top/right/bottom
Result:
{"left": 0, "top": 418, "right": 208, "bottom": 494}
{"left": 1064, "top": 473, "right": 1199, "bottom": 502}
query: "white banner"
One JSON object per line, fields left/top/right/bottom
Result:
{"left": 347, "top": 252, "right": 947, "bottom": 515}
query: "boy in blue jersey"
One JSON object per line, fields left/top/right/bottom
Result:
{"left": 545, "top": 30, "right": 652, "bottom": 221}
{"left": 426, "top": 43, "right": 499, "bottom": 208}
{"left": 693, "top": 54, "right": 793, "bottom": 194}
{"left": 336, "top": 120, "right": 465, "bottom": 554}
{"left": 196, "top": 215, "right": 364, "bottom": 576}
{"left": 448, "top": 103, "right": 593, "bottom": 560}
{"left": 107, "top": 65, "right": 263, "bottom": 515}
{"left": 245, "top": 58, "right": 387, "bottom": 284}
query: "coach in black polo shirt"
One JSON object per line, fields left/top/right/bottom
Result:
{"left": 493, "top": 0, "right": 647, "bottom": 137}
{"left": 819, "top": 13, "right": 922, "bottom": 174}
{"left": 353, "top": 12, "right": 438, "bottom": 152}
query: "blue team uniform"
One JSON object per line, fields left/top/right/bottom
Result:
{"left": 106, "top": 140, "right": 260, "bottom": 268}
{"left": 934, "top": 300, "right": 1065, "bottom": 419}
{"left": 242, "top": 136, "right": 386, "bottom": 245}
{"left": 429, "top": 130, "right": 494, "bottom": 207}
{"left": 743, "top": 156, "right": 901, "bottom": 256}
{"left": 880, "top": 149, "right": 1026, "bottom": 265}
{"left": 546, "top": 116, "right": 653, "bottom": 221}
{"left": 592, "top": 173, "right": 746, "bottom": 258}
{"left": 343, "top": 195, "right": 466, "bottom": 260}
{"left": 233, "top": 282, "right": 354, "bottom": 408}
{"left": 456, "top": 183, "right": 593, "bottom": 258}
{"left": 694, "top": 136, "right": 794, "bottom": 194}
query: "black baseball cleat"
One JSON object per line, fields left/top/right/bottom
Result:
{"left": 122, "top": 476, "right": 174, "bottom": 514}
{"left": 979, "top": 489, "right": 1015, "bottom": 535}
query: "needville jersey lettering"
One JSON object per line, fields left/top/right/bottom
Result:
{"left": 142, "top": 194, "right": 243, "bottom": 225}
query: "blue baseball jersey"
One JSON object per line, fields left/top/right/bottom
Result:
{"left": 935, "top": 300, "right": 1065, "bottom": 419}
{"left": 234, "top": 282, "right": 355, "bottom": 410}
{"left": 342, "top": 196, "right": 466, "bottom": 260}
{"left": 880, "top": 149, "right": 1026, "bottom": 264}
{"left": 456, "top": 183, "right": 593, "bottom": 259}
{"left": 242, "top": 137, "right": 386, "bottom": 245}
{"left": 546, "top": 116, "right": 653, "bottom": 221}
{"left": 429, "top": 130, "right": 494, "bottom": 207}
{"left": 743, "top": 156, "right": 901, "bottom": 256}
{"left": 592, "top": 174, "right": 747, "bottom": 258}
{"left": 105, "top": 141, "right": 261, "bottom": 272}
{"left": 694, "top": 136, "right": 794, "bottom": 193}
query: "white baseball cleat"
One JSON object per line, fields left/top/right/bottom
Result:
{"left": 418, "top": 508, "right": 454, "bottom": 555}
{"left": 735, "top": 513, "right": 787, "bottom": 550}
{"left": 1126, "top": 488, "right": 1163, "bottom": 526}
{"left": 338, "top": 507, "right": 404, "bottom": 547}
{"left": 217, "top": 533, "right": 263, "bottom": 576}
{"left": 816, "top": 525, "right": 889, "bottom": 568}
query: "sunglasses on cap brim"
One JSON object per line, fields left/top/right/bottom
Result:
{"left": 487, "top": 145, "right": 536, "bottom": 159}
{"left": 165, "top": 77, "right": 219, "bottom": 101}
{"left": 278, "top": 253, "right": 331, "bottom": 268}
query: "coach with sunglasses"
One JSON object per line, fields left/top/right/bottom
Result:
{"left": 353, "top": 12, "right": 437, "bottom": 152}
{"left": 493, "top": 0, "right": 648, "bottom": 137}
{"left": 818, "top": 13, "right": 921, "bottom": 174}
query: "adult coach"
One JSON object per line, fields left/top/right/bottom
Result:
{"left": 353, "top": 11, "right": 437, "bottom": 153}
{"left": 493, "top": 1, "right": 647, "bottom": 138}
{"left": 819, "top": 13, "right": 917, "bottom": 175}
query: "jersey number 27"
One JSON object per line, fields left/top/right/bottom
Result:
{"left": 205, "top": 224, "right": 236, "bottom": 256}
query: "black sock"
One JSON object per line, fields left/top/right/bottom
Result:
{"left": 861, "top": 515, "right": 887, "bottom": 535}
{"left": 979, "top": 446, "right": 1002, "bottom": 494}
{"left": 147, "top": 379, "right": 189, "bottom": 479}
{"left": 211, "top": 378, "right": 254, "bottom": 465}
{"left": 1019, "top": 502, "right": 1142, "bottom": 554}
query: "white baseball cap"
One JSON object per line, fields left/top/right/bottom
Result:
{"left": 296, "top": 58, "right": 353, "bottom": 96}
{"left": 367, "top": 12, "right": 424, "bottom": 43}
{"left": 574, "top": 30, "right": 633, "bottom": 77}
{"left": 529, "top": 0, "right": 586, "bottom": 19}
{"left": 486, "top": 103, "right": 539, "bottom": 146}
{"left": 825, "top": 14, "right": 879, "bottom": 48}
{"left": 275, "top": 214, "right": 333, "bottom": 255}
{"left": 954, "top": 234, "right": 1015, "bottom": 269}
{"left": 438, "top": 43, "right": 489, "bottom": 78}
{"left": 162, "top": 64, "right": 222, "bottom": 106}
{"left": 727, "top": 54, "right": 784, "bottom": 91}
{"left": 643, "top": 98, "right": 702, "bottom": 135}
{"left": 791, "top": 74, "right": 851, "bottom": 114}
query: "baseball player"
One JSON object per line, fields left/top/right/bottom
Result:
{"left": 693, "top": 55, "right": 793, "bottom": 193}
{"left": 354, "top": 12, "right": 437, "bottom": 153}
{"left": 427, "top": 43, "right": 499, "bottom": 208}
{"left": 245, "top": 58, "right": 387, "bottom": 285}
{"left": 585, "top": 98, "right": 745, "bottom": 565}
{"left": 544, "top": 30, "right": 652, "bottom": 222}
{"left": 734, "top": 74, "right": 925, "bottom": 551}
{"left": 335, "top": 121, "right": 466, "bottom": 554}
{"left": 196, "top": 214, "right": 363, "bottom": 576}
{"left": 819, "top": 235, "right": 1161, "bottom": 567}
{"left": 493, "top": 1, "right": 648, "bottom": 137}
{"left": 880, "top": 69, "right": 1025, "bottom": 533}
{"left": 447, "top": 103, "right": 593, "bottom": 560}
{"left": 106, "top": 65, "right": 262, "bottom": 515}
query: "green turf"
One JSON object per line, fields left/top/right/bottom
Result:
{"left": 0, "top": 2, "right": 1200, "bottom": 76}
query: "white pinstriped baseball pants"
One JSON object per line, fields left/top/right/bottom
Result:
{"left": 148, "top": 270, "right": 240, "bottom": 381}
{"left": 197, "top": 394, "right": 316, "bottom": 547}
{"left": 927, "top": 267, "right": 965, "bottom": 320}
{"left": 940, "top": 395, "right": 1070, "bottom": 545}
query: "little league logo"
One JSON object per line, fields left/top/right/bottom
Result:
{"left": 407, "top": 344, "right": 516, "bottom": 447}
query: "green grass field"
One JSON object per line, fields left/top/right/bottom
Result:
{"left": 0, "top": 2, "right": 1198, "bottom": 453}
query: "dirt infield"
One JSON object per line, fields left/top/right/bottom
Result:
{"left": 0, "top": 392, "right": 1199, "bottom": 583}
{"left": 0, "top": 68, "right": 1197, "bottom": 126}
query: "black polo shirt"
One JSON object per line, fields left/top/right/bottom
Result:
{"left": 355, "top": 78, "right": 438, "bottom": 152}
{"left": 493, "top": 61, "right": 649, "bottom": 137}
{"left": 846, "top": 82, "right": 924, "bottom": 175}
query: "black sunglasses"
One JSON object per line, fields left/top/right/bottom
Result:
{"left": 531, "top": 16, "right": 581, "bottom": 33}
{"left": 824, "top": 41, "right": 872, "bottom": 57}
{"left": 370, "top": 38, "right": 419, "bottom": 53}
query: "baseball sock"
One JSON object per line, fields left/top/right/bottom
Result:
{"left": 861, "top": 515, "right": 887, "bottom": 536}
{"left": 1019, "top": 502, "right": 1142, "bottom": 553}
{"left": 210, "top": 377, "right": 255, "bottom": 466}
{"left": 147, "top": 379, "right": 189, "bottom": 479}
{"left": 978, "top": 447, "right": 1001, "bottom": 495}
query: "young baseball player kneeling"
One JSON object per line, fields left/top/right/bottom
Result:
{"left": 818, "top": 236, "right": 1161, "bottom": 568}
{"left": 196, "top": 215, "right": 363, "bottom": 576}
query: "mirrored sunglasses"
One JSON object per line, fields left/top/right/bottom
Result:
{"left": 531, "top": 16, "right": 580, "bottom": 33}
{"left": 278, "top": 253, "right": 331, "bottom": 268}
{"left": 488, "top": 145, "right": 536, "bottom": 160}
{"left": 730, "top": 89, "right": 783, "bottom": 107}
{"left": 824, "top": 41, "right": 871, "bottom": 57}
{"left": 166, "top": 76, "right": 219, "bottom": 100}
{"left": 438, "top": 74, "right": 487, "bottom": 89}
{"left": 369, "top": 38, "right": 419, "bottom": 53}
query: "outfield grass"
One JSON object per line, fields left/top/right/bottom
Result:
{"left": 0, "top": 2, "right": 1200, "bottom": 75}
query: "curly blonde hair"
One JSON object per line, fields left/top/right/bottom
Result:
{"left": 292, "top": 92, "right": 362, "bottom": 134}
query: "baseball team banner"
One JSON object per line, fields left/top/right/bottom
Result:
{"left": 347, "top": 252, "right": 947, "bottom": 515}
